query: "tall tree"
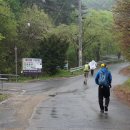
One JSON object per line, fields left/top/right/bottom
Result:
{"left": 114, "top": 0, "right": 130, "bottom": 61}
{"left": 43, "top": 0, "right": 77, "bottom": 25}
{"left": 18, "top": 5, "right": 52, "bottom": 56}
{"left": 83, "top": 0, "right": 115, "bottom": 10}
{"left": 31, "top": 34, "right": 69, "bottom": 75}
{"left": 82, "top": 10, "right": 118, "bottom": 61}
{"left": 0, "top": 1, "right": 17, "bottom": 73}
{"left": 18, "top": 0, "right": 77, "bottom": 25}
{"left": 5, "top": 0, "right": 21, "bottom": 17}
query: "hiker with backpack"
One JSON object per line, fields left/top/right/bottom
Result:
{"left": 89, "top": 60, "right": 97, "bottom": 76}
{"left": 83, "top": 63, "right": 90, "bottom": 85}
{"left": 95, "top": 63, "right": 112, "bottom": 113}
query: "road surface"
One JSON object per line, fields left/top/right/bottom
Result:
{"left": 27, "top": 63, "right": 130, "bottom": 130}
{"left": 0, "top": 63, "right": 129, "bottom": 130}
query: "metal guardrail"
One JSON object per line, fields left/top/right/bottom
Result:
{"left": 70, "top": 66, "right": 83, "bottom": 73}
{"left": 0, "top": 78, "right": 8, "bottom": 90}
{"left": 70, "top": 58, "right": 124, "bottom": 73}
{"left": 0, "top": 74, "right": 19, "bottom": 77}
{"left": 0, "top": 74, "right": 19, "bottom": 82}
{"left": 0, "top": 74, "right": 19, "bottom": 91}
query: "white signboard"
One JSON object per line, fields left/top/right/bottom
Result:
{"left": 22, "top": 58, "right": 42, "bottom": 73}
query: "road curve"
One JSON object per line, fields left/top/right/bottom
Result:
{"left": 27, "top": 63, "right": 130, "bottom": 130}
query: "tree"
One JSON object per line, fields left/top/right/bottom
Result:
{"left": 51, "top": 24, "right": 79, "bottom": 67}
{"left": 0, "top": 33, "right": 5, "bottom": 41}
{"left": 5, "top": 0, "right": 21, "bottom": 17}
{"left": 83, "top": 0, "right": 115, "bottom": 10}
{"left": 31, "top": 34, "right": 69, "bottom": 75}
{"left": 43, "top": 0, "right": 77, "bottom": 25}
{"left": 18, "top": 0, "right": 77, "bottom": 25}
{"left": 82, "top": 10, "right": 118, "bottom": 62}
{"left": 18, "top": 5, "right": 52, "bottom": 56}
{"left": 0, "top": 1, "right": 17, "bottom": 73}
{"left": 114, "top": 0, "right": 130, "bottom": 61}
{"left": 0, "top": 1, "right": 17, "bottom": 41}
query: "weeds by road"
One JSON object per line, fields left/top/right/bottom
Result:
{"left": 114, "top": 65, "right": 130, "bottom": 107}
{"left": 18, "top": 69, "right": 83, "bottom": 83}
{"left": 0, "top": 93, "right": 9, "bottom": 102}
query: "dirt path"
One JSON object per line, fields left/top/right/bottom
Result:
{"left": 14, "top": 94, "right": 49, "bottom": 125}
{"left": 0, "top": 92, "right": 51, "bottom": 130}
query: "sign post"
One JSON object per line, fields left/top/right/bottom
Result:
{"left": 22, "top": 58, "right": 42, "bottom": 75}
{"left": 14, "top": 46, "right": 18, "bottom": 82}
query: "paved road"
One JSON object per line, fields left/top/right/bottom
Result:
{"left": 27, "top": 63, "right": 130, "bottom": 130}
{"left": 0, "top": 63, "right": 129, "bottom": 130}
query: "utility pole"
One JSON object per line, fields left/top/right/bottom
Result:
{"left": 78, "top": 0, "right": 82, "bottom": 67}
{"left": 14, "top": 46, "right": 18, "bottom": 82}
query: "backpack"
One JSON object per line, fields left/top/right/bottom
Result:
{"left": 84, "top": 64, "right": 90, "bottom": 72}
{"left": 98, "top": 71, "right": 108, "bottom": 86}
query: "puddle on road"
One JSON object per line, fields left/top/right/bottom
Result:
{"left": 55, "top": 89, "right": 78, "bottom": 95}
{"left": 49, "top": 94, "right": 56, "bottom": 97}
{"left": 50, "top": 107, "right": 58, "bottom": 118}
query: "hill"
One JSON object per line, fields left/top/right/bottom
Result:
{"left": 83, "top": 0, "right": 115, "bottom": 10}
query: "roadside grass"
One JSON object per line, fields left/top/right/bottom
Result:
{"left": 0, "top": 93, "right": 9, "bottom": 102}
{"left": 115, "top": 78, "right": 130, "bottom": 92}
{"left": 124, "top": 78, "right": 130, "bottom": 91}
{"left": 114, "top": 78, "right": 130, "bottom": 106}
{"left": 118, "top": 65, "right": 130, "bottom": 92}
{"left": 18, "top": 69, "right": 84, "bottom": 82}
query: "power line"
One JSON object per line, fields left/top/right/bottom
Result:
{"left": 53, "top": 1, "right": 66, "bottom": 24}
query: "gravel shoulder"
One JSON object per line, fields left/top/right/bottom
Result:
{"left": 0, "top": 91, "right": 51, "bottom": 130}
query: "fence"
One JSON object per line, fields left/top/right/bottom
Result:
{"left": 70, "top": 58, "right": 124, "bottom": 74}
{"left": 0, "top": 74, "right": 19, "bottom": 81}
{"left": 0, "top": 74, "right": 19, "bottom": 91}
{"left": 0, "top": 78, "right": 8, "bottom": 90}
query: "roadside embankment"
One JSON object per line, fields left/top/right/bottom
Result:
{"left": 114, "top": 65, "right": 130, "bottom": 106}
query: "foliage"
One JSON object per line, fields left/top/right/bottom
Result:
{"left": 17, "top": 0, "right": 77, "bottom": 25}
{"left": 0, "top": 0, "right": 121, "bottom": 75}
{"left": 0, "top": 93, "right": 9, "bottom": 102}
{"left": 4, "top": 0, "right": 21, "bottom": 17}
{"left": 82, "top": 10, "right": 118, "bottom": 62}
{"left": 31, "top": 34, "right": 69, "bottom": 75}
{"left": 83, "top": 0, "right": 115, "bottom": 10}
{"left": 113, "top": 0, "right": 130, "bottom": 61}
{"left": 42, "top": 0, "right": 77, "bottom": 25}
{"left": 18, "top": 5, "right": 52, "bottom": 57}
{"left": 51, "top": 24, "right": 79, "bottom": 67}
{"left": 0, "top": 1, "right": 17, "bottom": 41}
{"left": 0, "top": 1, "right": 17, "bottom": 73}
{"left": 19, "top": 69, "right": 84, "bottom": 82}
{"left": 0, "top": 33, "right": 5, "bottom": 41}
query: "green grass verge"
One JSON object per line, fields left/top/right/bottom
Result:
{"left": 118, "top": 78, "right": 130, "bottom": 93}
{"left": 18, "top": 69, "right": 84, "bottom": 82}
{"left": 124, "top": 78, "right": 130, "bottom": 88}
{"left": 0, "top": 93, "right": 9, "bottom": 102}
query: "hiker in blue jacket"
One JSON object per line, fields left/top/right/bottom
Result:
{"left": 95, "top": 63, "right": 112, "bottom": 113}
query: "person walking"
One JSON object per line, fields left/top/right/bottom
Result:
{"left": 89, "top": 60, "right": 97, "bottom": 76}
{"left": 95, "top": 63, "right": 112, "bottom": 113}
{"left": 83, "top": 63, "right": 90, "bottom": 85}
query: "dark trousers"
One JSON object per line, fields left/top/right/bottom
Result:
{"left": 98, "top": 86, "right": 110, "bottom": 110}
{"left": 91, "top": 69, "right": 94, "bottom": 76}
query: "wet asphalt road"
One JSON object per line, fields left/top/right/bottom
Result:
{"left": 27, "top": 63, "right": 130, "bottom": 130}
{"left": 0, "top": 63, "right": 129, "bottom": 130}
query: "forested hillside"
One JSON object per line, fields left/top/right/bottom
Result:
{"left": 83, "top": 0, "right": 115, "bottom": 10}
{"left": 0, "top": 0, "right": 124, "bottom": 75}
